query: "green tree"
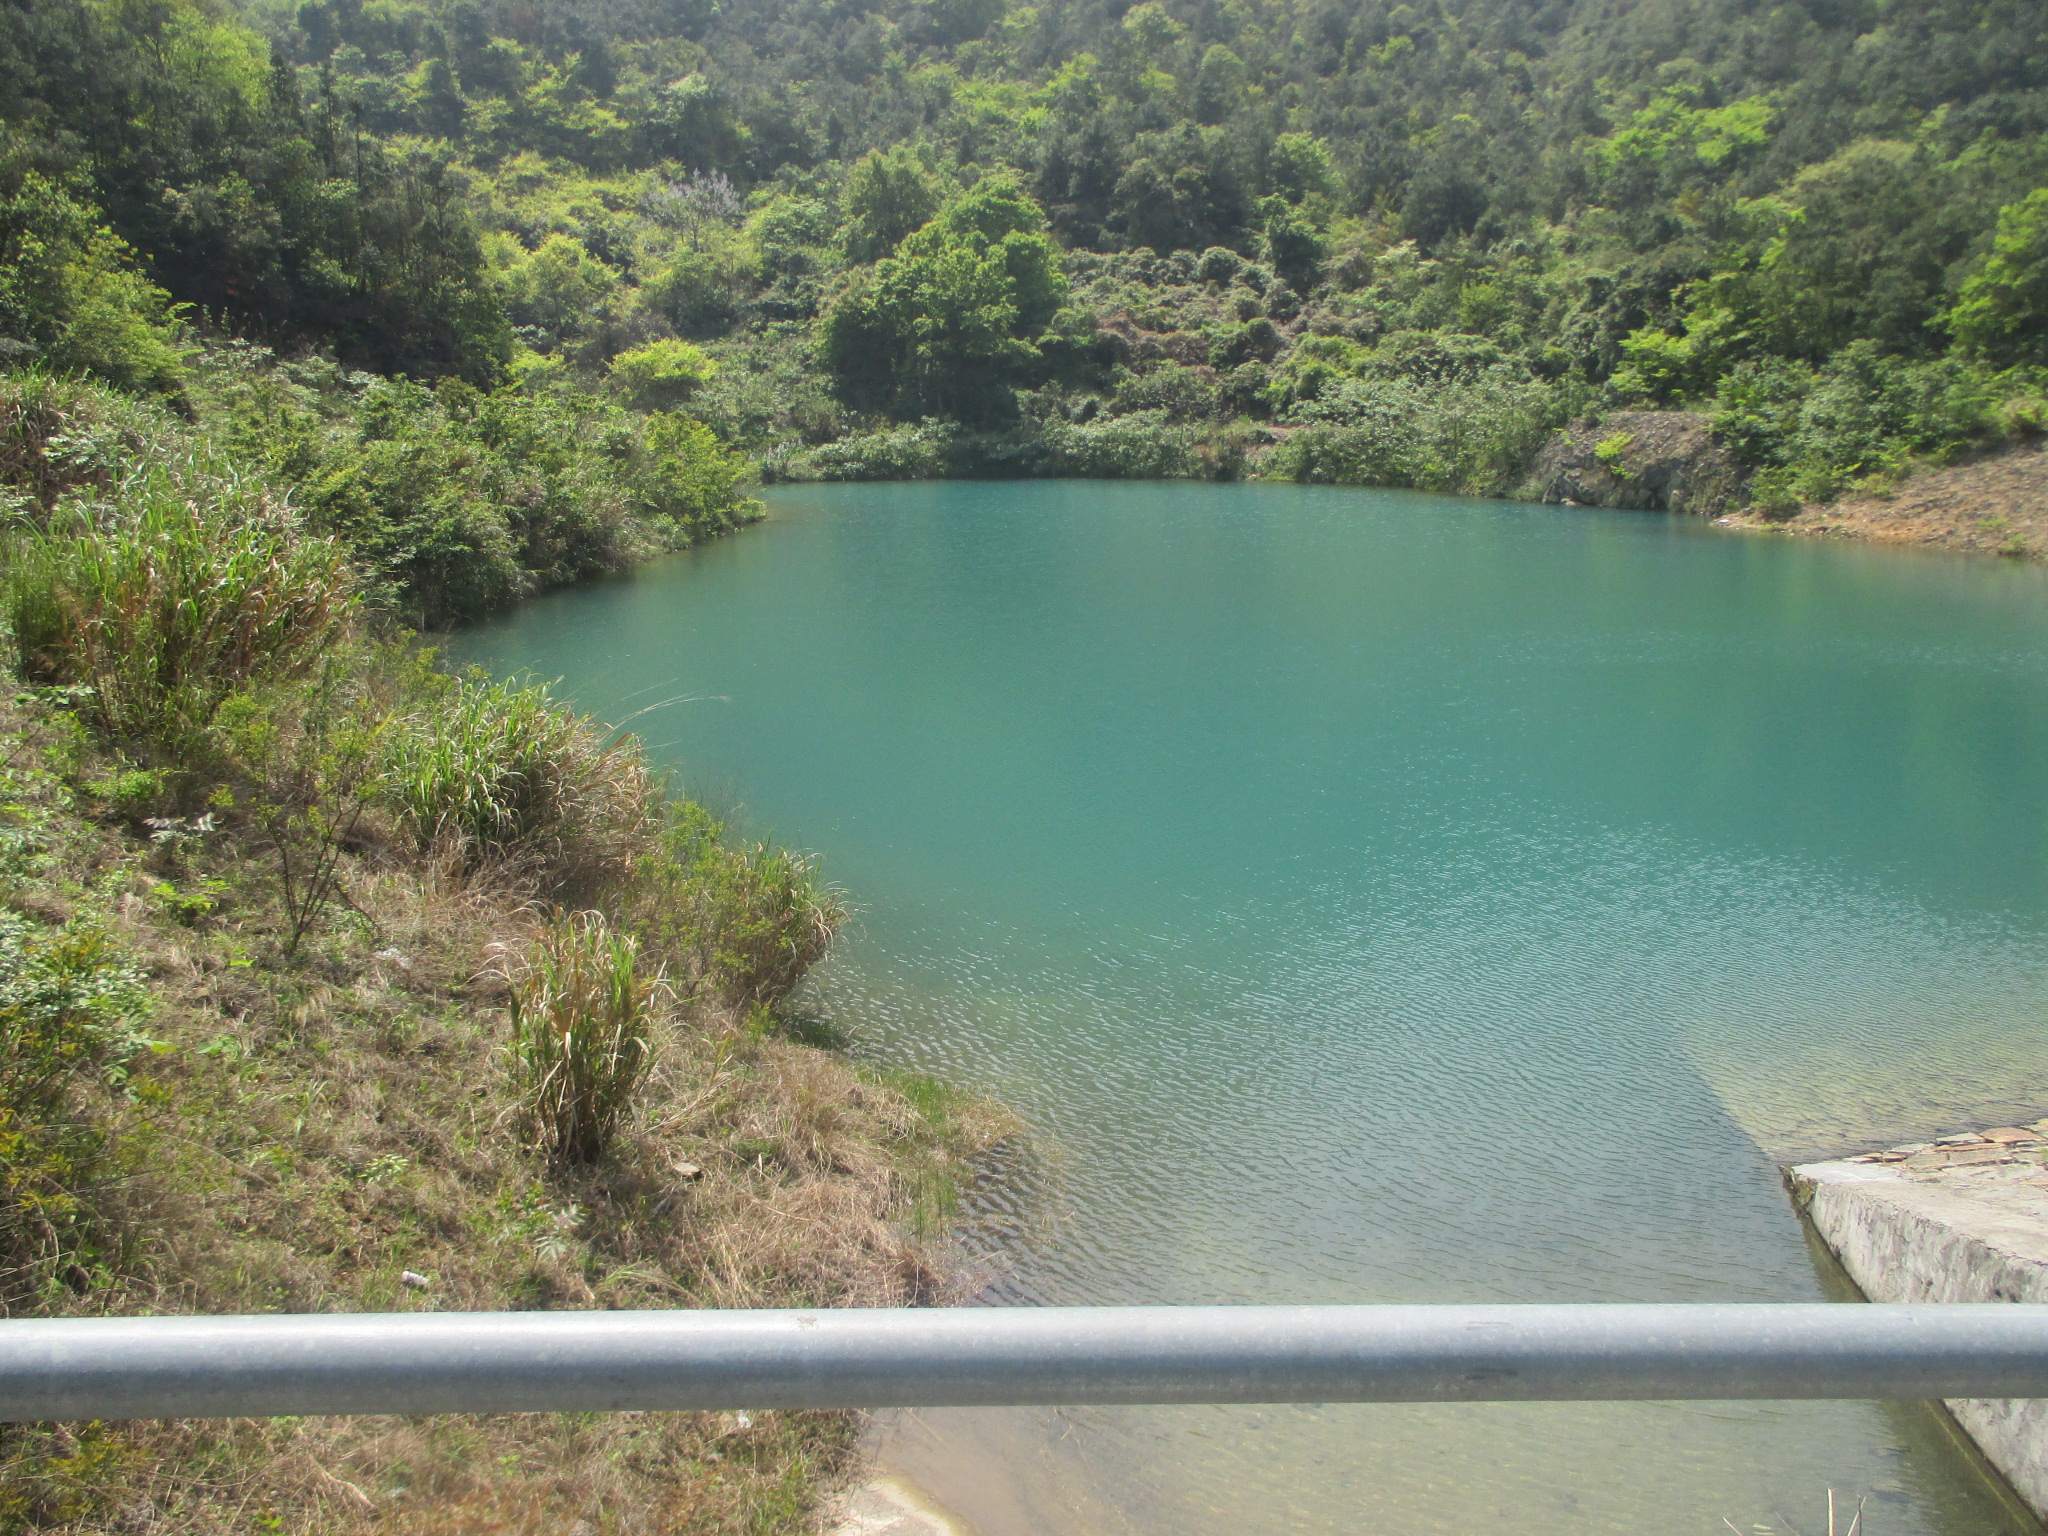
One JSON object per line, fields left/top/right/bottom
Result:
{"left": 0, "top": 0, "right": 509, "bottom": 382}
{"left": 1112, "top": 124, "right": 1249, "bottom": 254}
{"left": 1948, "top": 188, "right": 2048, "bottom": 371}
{"left": 501, "top": 234, "right": 620, "bottom": 340}
{"left": 607, "top": 339, "right": 718, "bottom": 409}
{"left": 1260, "top": 196, "right": 1326, "bottom": 293}
{"left": 839, "top": 147, "right": 944, "bottom": 265}
{"left": 0, "top": 147, "right": 190, "bottom": 394}
{"left": 819, "top": 176, "right": 1067, "bottom": 420}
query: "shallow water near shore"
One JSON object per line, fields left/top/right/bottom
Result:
{"left": 455, "top": 480, "right": 2048, "bottom": 1536}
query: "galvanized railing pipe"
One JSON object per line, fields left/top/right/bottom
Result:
{"left": 8, "top": 1304, "right": 2048, "bottom": 1422}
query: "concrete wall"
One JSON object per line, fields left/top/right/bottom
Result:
{"left": 1790, "top": 1159, "right": 2048, "bottom": 1521}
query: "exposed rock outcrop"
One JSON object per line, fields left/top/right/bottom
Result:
{"left": 1527, "top": 410, "right": 1749, "bottom": 516}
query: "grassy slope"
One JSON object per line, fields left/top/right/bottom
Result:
{"left": 0, "top": 377, "right": 1005, "bottom": 1535}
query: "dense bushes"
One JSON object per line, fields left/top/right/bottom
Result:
{"left": 191, "top": 347, "right": 760, "bottom": 625}
{"left": 636, "top": 804, "right": 846, "bottom": 1014}
{"left": 0, "top": 372, "right": 818, "bottom": 973}
{"left": 1707, "top": 345, "right": 2012, "bottom": 508}
{"left": 1273, "top": 371, "right": 1575, "bottom": 496}
{"left": 380, "top": 670, "right": 655, "bottom": 891}
{"left": 779, "top": 408, "right": 1208, "bottom": 481}
{"left": 0, "top": 367, "right": 878, "bottom": 1299}
{"left": 4, "top": 461, "right": 355, "bottom": 761}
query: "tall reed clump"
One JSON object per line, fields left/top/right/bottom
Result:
{"left": 379, "top": 674, "right": 655, "bottom": 890}
{"left": 3, "top": 462, "right": 354, "bottom": 761}
{"left": 505, "top": 911, "right": 662, "bottom": 1162}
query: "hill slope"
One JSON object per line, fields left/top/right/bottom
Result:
{"left": 3, "top": 0, "right": 2046, "bottom": 507}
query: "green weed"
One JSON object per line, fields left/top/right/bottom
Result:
{"left": 378, "top": 673, "right": 651, "bottom": 886}
{"left": 638, "top": 802, "right": 846, "bottom": 1014}
{"left": 0, "top": 912, "right": 153, "bottom": 1308}
{"left": 4, "top": 464, "right": 354, "bottom": 761}
{"left": 505, "top": 910, "right": 662, "bottom": 1162}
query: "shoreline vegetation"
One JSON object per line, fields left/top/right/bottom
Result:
{"left": 0, "top": 369, "right": 1008, "bottom": 1532}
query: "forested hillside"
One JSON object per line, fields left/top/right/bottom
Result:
{"left": 1, "top": 0, "right": 2046, "bottom": 1526}
{"left": 5, "top": 0, "right": 2047, "bottom": 511}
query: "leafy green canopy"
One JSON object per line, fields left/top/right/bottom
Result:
{"left": 0, "top": 140, "right": 191, "bottom": 395}
{"left": 1, "top": 0, "right": 2046, "bottom": 511}
{"left": 820, "top": 177, "right": 1068, "bottom": 421}
{"left": 0, "top": 0, "right": 510, "bottom": 384}
{"left": 1949, "top": 188, "right": 2048, "bottom": 371}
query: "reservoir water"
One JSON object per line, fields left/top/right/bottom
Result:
{"left": 455, "top": 480, "right": 2048, "bottom": 1536}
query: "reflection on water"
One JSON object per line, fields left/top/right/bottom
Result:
{"left": 455, "top": 480, "right": 2048, "bottom": 1535}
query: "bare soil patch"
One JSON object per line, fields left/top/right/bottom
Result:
{"left": 1724, "top": 443, "right": 2048, "bottom": 559}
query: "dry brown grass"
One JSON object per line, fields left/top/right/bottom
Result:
{"left": 4, "top": 1409, "right": 862, "bottom": 1535}
{"left": 0, "top": 685, "right": 1011, "bottom": 1535}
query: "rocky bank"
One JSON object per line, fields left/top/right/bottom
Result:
{"left": 1530, "top": 409, "right": 2048, "bottom": 561}
{"left": 1527, "top": 410, "right": 1751, "bottom": 516}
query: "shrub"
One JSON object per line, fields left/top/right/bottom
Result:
{"left": 1710, "top": 356, "right": 1814, "bottom": 469}
{"left": 1800, "top": 344, "right": 1996, "bottom": 477}
{"left": 222, "top": 662, "right": 395, "bottom": 957}
{"left": 224, "top": 366, "right": 756, "bottom": 625}
{"left": 1110, "top": 363, "right": 1220, "bottom": 421}
{"left": 788, "top": 421, "right": 955, "bottom": 481}
{"left": 637, "top": 803, "right": 845, "bottom": 1014}
{"left": 0, "top": 372, "right": 168, "bottom": 510}
{"left": 0, "top": 913, "right": 153, "bottom": 1307}
{"left": 4, "top": 466, "right": 355, "bottom": 759}
{"left": 642, "top": 245, "right": 753, "bottom": 336}
{"left": 505, "top": 911, "right": 661, "bottom": 1162}
{"left": 1037, "top": 409, "right": 1203, "bottom": 477}
{"left": 1609, "top": 324, "right": 1718, "bottom": 405}
{"left": 1593, "top": 431, "right": 1634, "bottom": 471}
{"left": 624, "top": 412, "right": 760, "bottom": 539}
{"left": 607, "top": 339, "right": 717, "bottom": 411}
{"left": 1713, "top": 342, "right": 2002, "bottom": 503}
{"left": 1275, "top": 370, "right": 1571, "bottom": 495}
{"left": 379, "top": 674, "right": 652, "bottom": 886}
{"left": 290, "top": 379, "right": 530, "bottom": 622}
{"left": 838, "top": 146, "right": 944, "bottom": 265}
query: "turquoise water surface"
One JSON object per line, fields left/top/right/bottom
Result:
{"left": 455, "top": 480, "right": 2048, "bottom": 1536}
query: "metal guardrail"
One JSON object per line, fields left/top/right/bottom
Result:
{"left": 9, "top": 1305, "right": 2048, "bottom": 1422}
